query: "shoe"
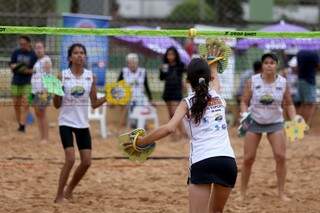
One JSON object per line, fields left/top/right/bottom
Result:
{"left": 17, "top": 124, "right": 25, "bottom": 133}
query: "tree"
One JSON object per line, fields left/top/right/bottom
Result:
{"left": 167, "top": 0, "right": 215, "bottom": 22}
{"left": 206, "top": 0, "right": 244, "bottom": 24}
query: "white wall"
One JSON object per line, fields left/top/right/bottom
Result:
{"left": 117, "top": 0, "right": 183, "bottom": 18}
{"left": 242, "top": 3, "right": 319, "bottom": 24}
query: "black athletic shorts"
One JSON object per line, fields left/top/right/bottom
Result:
{"left": 59, "top": 125, "right": 92, "bottom": 150}
{"left": 188, "top": 156, "right": 238, "bottom": 188}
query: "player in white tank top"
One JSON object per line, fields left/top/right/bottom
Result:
{"left": 53, "top": 44, "right": 106, "bottom": 203}
{"left": 240, "top": 53, "right": 297, "bottom": 201}
{"left": 31, "top": 41, "right": 52, "bottom": 144}
{"left": 58, "top": 67, "right": 93, "bottom": 128}
{"left": 135, "top": 58, "right": 237, "bottom": 213}
{"left": 184, "top": 89, "right": 234, "bottom": 164}
{"left": 249, "top": 73, "right": 287, "bottom": 124}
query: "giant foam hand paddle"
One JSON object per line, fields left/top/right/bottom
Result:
{"left": 42, "top": 75, "right": 64, "bottom": 96}
{"left": 284, "top": 115, "right": 309, "bottom": 142}
{"left": 198, "top": 38, "right": 231, "bottom": 74}
{"left": 118, "top": 128, "right": 156, "bottom": 162}
{"left": 105, "top": 80, "right": 132, "bottom": 105}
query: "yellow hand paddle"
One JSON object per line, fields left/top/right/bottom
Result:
{"left": 105, "top": 80, "right": 132, "bottom": 105}
{"left": 284, "top": 115, "right": 309, "bottom": 142}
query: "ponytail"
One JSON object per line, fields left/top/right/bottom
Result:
{"left": 190, "top": 77, "right": 211, "bottom": 125}
{"left": 187, "top": 58, "right": 211, "bottom": 125}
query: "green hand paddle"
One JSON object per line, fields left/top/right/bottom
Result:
{"left": 42, "top": 74, "right": 64, "bottom": 96}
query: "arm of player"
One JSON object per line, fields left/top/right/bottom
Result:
{"left": 209, "top": 62, "right": 221, "bottom": 92}
{"left": 206, "top": 44, "right": 223, "bottom": 92}
{"left": 53, "top": 73, "right": 63, "bottom": 109}
{"left": 282, "top": 83, "right": 296, "bottom": 120}
{"left": 144, "top": 72, "right": 153, "bottom": 101}
{"left": 240, "top": 79, "right": 252, "bottom": 114}
{"left": 137, "top": 100, "right": 188, "bottom": 145}
{"left": 90, "top": 75, "right": 106, "bottom": 109}
{"left": 9, "top": 51, "right": 17, "bottom": 72}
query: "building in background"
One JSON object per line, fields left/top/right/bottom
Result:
{"left": 117, "top": 0, "right": 182, "bottom": 18}
{"left": 243, "top": 0, "right": 319, "bottom": 24}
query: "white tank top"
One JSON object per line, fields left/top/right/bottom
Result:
{"left": 249, "top": 74, "right": 286, "bottom": 124}
{"left": 58, "top": 68, "right": 93, "bottom": 128}
{"left": 184, "top": 90, "right": 235, "bottom": 165}
{"left": 31, "top": 55, "right": 52, "bottom": 94}
{"left": 122, "top": 67, "right": 147, "bottom": 105}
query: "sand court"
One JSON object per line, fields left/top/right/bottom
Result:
{"left": 0, "top": 105, "right": 320, "bottom": 213}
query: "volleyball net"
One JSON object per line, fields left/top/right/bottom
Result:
{"left": 0, "top": 26, "right": 319, "bottom": 106}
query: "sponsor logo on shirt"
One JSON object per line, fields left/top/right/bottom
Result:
{"left": 214, "top": 114, "right": 223, "bottom": 121}
{"left": 259, "top": 94, "right": 274, "bottom": 105}
{"left": 208, "top": 97, "right": 223, "bottom": 106}
{"left": 71, "top": 86, "right": 85, "bottom": 98}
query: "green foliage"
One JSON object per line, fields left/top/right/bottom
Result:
{"left": 205, "top": 0, "right": 243, "bottom": 24}
{"left": 0, "top": 0, "right": 55, "bottom": 13}
{"left": 167, "top": 0, "right": 215, "bottom": 22}
{"left": 274, "top": 0, "right": 299, "bottom": 5}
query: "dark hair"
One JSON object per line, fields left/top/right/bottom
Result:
{"left": 67, "top": 43, "right": 87, "bottom": 67}
{"left": 261, "top": 53, "right": 278, "bottom": 63}
{"left": 253, "top": 60, "right": 262, "bottom": 73}
{"left": 19, "top": 36, "right": 31, "bottom": 43}
{"left": 163, "top": 46, "right": 182, "bottom": 65}
{"left": 186, "top": 58, "right": 211, "bottom": 125}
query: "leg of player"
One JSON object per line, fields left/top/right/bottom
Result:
{"left": 301, "top": 103, "right": 316, "bottom": 128}
{"left": 21, "top": 95, "right": 29, "bottom": 127}
{"left": 34, "top": 106, "right": 49, "bottom": 143}
{"left": 188, "top": 183, "right": 211, "bottom": 213}
{"left": 64, "top": 149, "right": 91, "bottom": 199}
{"left": 54, "top": 147, "right": 75, "bottom": 203}
{"left": 267, "top": 130, "right": 290, "bottom": 201}
{"left": 209, "top": 184, "right": 232, "bottom": 213}
{"left": 240, "top": 132, "right": 262, "bottom": 201}
{"left": 12, "top": 96, "right": 22, "bottom": 130}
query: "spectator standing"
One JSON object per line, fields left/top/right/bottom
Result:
{"left": 297, "top": 50, "right": 319, "bottom": 127}
{"left": 31, "top": 41, "right": 52, "bottom": 143}
{"left": 9, "top": 36, "right": 37, "bottom": 132}
{"left": 160, "top": 46, "right": 187, "bottom": 138}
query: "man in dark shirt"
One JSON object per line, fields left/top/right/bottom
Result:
{"left": 297, "top": 50, "right": 319, "bottom": 127}
{"left": 9, "top": 36, "right": 37, "bottom": 132}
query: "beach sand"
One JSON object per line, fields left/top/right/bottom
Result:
{"left": 0, "top": 105, "right": 319, "bottom": 213}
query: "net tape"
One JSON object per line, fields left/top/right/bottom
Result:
{"left": 0, "top": 26, "right": 320, "bottom": 38}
